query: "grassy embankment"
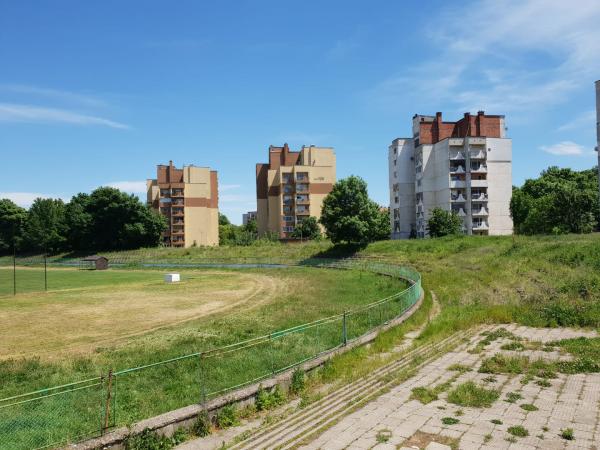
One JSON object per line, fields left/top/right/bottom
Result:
{"left": 2, "top": 234, "right": 599, "bottom": 448}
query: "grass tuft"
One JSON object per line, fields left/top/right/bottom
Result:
{"left": 507, "top": 425, "right": 529, "bottom": 437}
{"left": 447, "top": 382, "right": 500, "bottom": 408}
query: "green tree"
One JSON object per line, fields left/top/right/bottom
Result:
{"left": 511, "top": 166, "right": 599, "bottom": 235}
{"left": 0, "top": 199, "right": 27, "bottom": 253}
{"left": 64, "top": 193, "right": 93, "bottom": 251}
{"left": 291, "top": 216, "right": 321, "bottom": 240}
{"left": 23, "top": 198, "right": 68, "bottom": 253}
{"left": 426, "top": 208, "right": 464, "bottom": 238}
{"left": 243, "top": 218, "right": 257, "bottom": 234}
{"left": 319, "top": 176, "right": 389, "bottom": 245}
{"left": 67, "top": 187, "right": 167, "bottom": 251}
{"left": 219, "top": 213, "right": 231, "bottom": 226}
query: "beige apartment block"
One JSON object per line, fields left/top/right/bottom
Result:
{"left": 389, "top": 111, "right": 513, "bottom": 238}
{"left": 256, "top": 144, "right": 336, "bottom": 239}
{"left": 147, "top": 161, "right": 219, "bottom": 247}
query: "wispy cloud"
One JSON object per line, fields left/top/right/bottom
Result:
{"left": 0, "top": 103, "right": 129, "bottom": 129}
{"left": 540, "top": 141, "right": 594, "bottom": 156}
{"left": 107, "top": 181, "right": 147, "bottom": 193}
{"left": 0, "top": 84, "right": 107, "bottom": 108}
{"left": 0, "top": 192, "right": 67, "bottom": 208}
{"left": 557, "top": 110, "right": 596, "bottom": 132}
{"left": 367, "top": 0, "right": 600, "bottom": 115}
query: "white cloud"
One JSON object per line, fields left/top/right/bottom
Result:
{"left": 107, "top": 181, "right": 147, "bottom": 193}
{"left": 0, "top": 103, "right": 129, "bottom": 129}
{"left": 0, "top": 192, "right": 67, "bottom": 208}
{"left": 557, "top": 110, "right": 596, "bottom": 131}
{"left": 0, "top": 84, "right": 107, "bottom": 107}
{"left": 367, "top": 0, "right": 600, "bottom": 114}
{"left": 540, "top": 141, "right": 593, "bottom": 156}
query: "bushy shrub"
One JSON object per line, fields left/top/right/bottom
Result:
{"left": 216, "top": 404, "right": 239, "bottom": 428}
{"left": 192, "top": 410, "right": 211, "bottom": 437}
{"left": 290, "top": 369, "right": 306, "bottom": 395}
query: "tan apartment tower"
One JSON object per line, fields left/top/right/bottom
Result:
{"left": 389, "top": 112, "right": 513, "bottom": 238}
{"left": 147, "top": 161, "right": 219, "bottom": 247}
{"left": 256, "top": 144, "right": 336, "bottom": 239}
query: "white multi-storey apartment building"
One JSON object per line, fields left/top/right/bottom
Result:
{"left": 389, "top": 111, "right": 513, "bottom": 238}
{"left": 596, "top": 81, "right": 600, "bottom": 198}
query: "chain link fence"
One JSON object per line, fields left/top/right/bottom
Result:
{"left": 0, "top": 258, "right": 421, "bottom": 449}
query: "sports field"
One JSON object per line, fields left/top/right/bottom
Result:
{"left": 0, "top": 265, "right": 406, "bottom": 395}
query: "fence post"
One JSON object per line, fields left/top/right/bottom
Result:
{"left": 13, "top": 245, "right": 16, "bottom": 296}
{"left": 269, "top": 334, "right": 276, "bottom": 375}
{"left": 199, "top": 352, "right": 207, "bottom": 407}
{"left": 342, "top": 311, "right": 347, "bottom": 346}
{"left": 103, "top": 369, "right": 113, "bottom": 434}
{"left": 44, "top": 253, "right": 47, "bottom": 291}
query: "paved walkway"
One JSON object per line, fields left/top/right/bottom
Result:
{"left": 301, "top": 324, "right": 599, "bottom": 450}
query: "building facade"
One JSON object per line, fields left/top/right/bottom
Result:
{"left": 242, "top": 211, "right": 257, "bottom": 225}
{"left": 389, "top": 111, "right": 513, "bottom": 238}
{"left": 596, "top": 80, "right": 600, "bottom": 199}
{"left": 147, "top": 161, "right": 219, "bottom": 247}
{"left": 256, "top": 144, "right": 336, "bottom": 239}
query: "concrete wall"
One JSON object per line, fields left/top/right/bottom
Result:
{"left": 486, "top": 138, "right": 513, "bottom": 235}
{"left": 389, "top": 138, "right": 415, "bottom": 238}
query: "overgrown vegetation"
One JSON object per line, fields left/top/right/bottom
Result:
{"left": 507, "top": 425, "right": 529, "bottom": 437}
{"left": 124, "top": 428, "right": 187, "bottom": 450}
{"left": 511, "top": 166, "right": 599, "bottom": 235}
{"left": 447, "top": 382, "right": 500, "bottom": 408}
{"left": 441, "top": 417, "right": 460, "bottom": 425}
{"left": 255, "top": 385, "right": 286, "bottom": 411}
{"left": 560, "top": 428, "right": 575, "bottom": 440}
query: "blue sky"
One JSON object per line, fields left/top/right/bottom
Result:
{"left": 1, "top": 0, "right": 599, "bottom": 224}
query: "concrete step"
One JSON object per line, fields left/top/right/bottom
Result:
{"left": 232, "top": 327, "right": 481, "bottom": 450}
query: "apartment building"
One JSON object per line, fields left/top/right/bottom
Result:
{"left": 242, "top": 211, "right": 257, "bottom": 225}
{"left": 389, "top": 111, "right": 513, "bottom": 238}
{"left": 147, "top": 161, "right": 219, "bottom": 247}
{"left": 596, "top": 80, "right": 600, "bottom": 198}
{"left": 256, "top": 144, "right": 336, "bottom": 238}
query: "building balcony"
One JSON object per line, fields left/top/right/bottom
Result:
{"left": 295, "top": 174, "right": 309, "bottom": 182}
{"left": 450, "top": 180, "right": 466, "bottom": 188}
{"left": 296, "top": 184, "right": 309, "bottom": 193}
{"left": 471, "top": 180, "right": 488, "bottom": 188}
{"left": 453, "top": 208, "right": 466, "bottom": 217}
{"left": 172, "top": 210, "right": 184, "bottom": 217}
{"left": 473, "top": 221, "right": 489, "bottom": 230}
{"left": 172, "top": 229, "right": 185, "bottom": 235}
{"left": 296, "top": 208, "right": 310, "bottom": 215}
{"left": 451, "top": 193, "right": 466, "bottom": 202}
{"left": 450, "top": 152, "right": 465, "bottom": 160}
{"left": 471, "top": 165, "right": 487, "bottom": 173}
{"left": 470, "top": 150, "right": 486, "bottom": 160}
{"left": 296, "top": 197, "right": 310, "bottom": 205}
{"left": 450, "top": 165, "right": 465, "bottom": 174}
{"left": 473, "top": 208, "right": 489, "bottom": 217}
{"left": 472, "top": 193, "right": 488, "bottom": 201}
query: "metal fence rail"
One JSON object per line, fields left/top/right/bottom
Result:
{"left": 0, "top": 258, "right": 421, "bottom": 450}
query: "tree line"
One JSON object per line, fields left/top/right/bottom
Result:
{"left": 0, "top": 187, "right": 167, "bottom": 255}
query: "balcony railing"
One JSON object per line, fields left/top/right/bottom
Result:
{"left": 450, "top": 152, "right": 465, "bottom": 160}
{"left": 472, "top": 193, "right": 488, "bottom": 201}
{"left": 470, "top": 150, "right": 486, "bottom": 160}
{"left": 450, "top": 165, "right": 465, "bottom": 174}
{"left": 471, "top": 165, "right": 488, "bottom": 173}
{"left": 473, "top": 208, "right": 489, "bottom": 216}
{"left": 473, "top": 221, "right": 489, "bottom": 230}
{"left": 451, "top": 194, "right": 466, "bottom": 202}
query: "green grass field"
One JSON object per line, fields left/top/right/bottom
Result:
{"left": 2, "top": 233, "right": 600, "bottom": 449}
{"left": 0, "top": 265, "right": 406, "bottom": 393}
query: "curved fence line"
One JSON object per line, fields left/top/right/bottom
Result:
{"left": 0, "top": 258, "right": 421, "bottom": 450}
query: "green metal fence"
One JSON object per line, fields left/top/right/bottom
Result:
{"left": 0, "top": 259, "right": 421, "bottom": 450}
